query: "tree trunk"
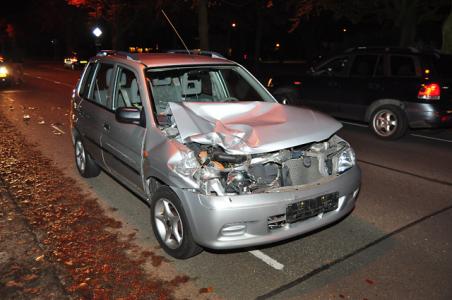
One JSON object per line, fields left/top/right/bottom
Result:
{"left": 253, "top": 2, "right": 264, "bottom": 68}
{"left": 398, "top": 1, "right": 417, "bottom": 47}
{"left": 441, "top": 10, "right": 452, "bottom": 53}
{"left": 198, "top": 0, "right": 209, "bottom": 50}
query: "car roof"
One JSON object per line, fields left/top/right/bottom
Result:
{"left": 344, "top": 46, "right": 445, "bottom": 56}
{"left": 96, "top": 52, "right": 233, "bottom": 68}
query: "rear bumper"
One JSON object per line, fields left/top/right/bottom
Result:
{"left": 405, "top": 102, "right": 452, "bottom": 128}
{"left": 171, "top": 165, "right": 361, "bottom": 250}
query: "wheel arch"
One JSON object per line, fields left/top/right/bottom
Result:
{"left": 365, "top": 99, "right": 406, "bottom": 122}
{"left": 71, "top": 127, "right": 81, "bottom": 145}
{"left": 145, "top": 176, "right": 168, "bottom": 199}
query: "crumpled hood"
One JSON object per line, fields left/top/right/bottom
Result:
{"left": 169, "top": 101, "right": 342, "bottom": 154}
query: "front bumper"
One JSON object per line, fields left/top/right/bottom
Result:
{"left": 0, "top": 74, "right": 12, "bottom": 85}
{"left": 171, "top": 165, "right": 361, "bottom": 250}
{"left": 405, "top": 102, "right": 452, "bottom": 128}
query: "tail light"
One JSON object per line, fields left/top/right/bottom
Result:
{"left": 418, "top": 83, "right": 440, "bottom": 100}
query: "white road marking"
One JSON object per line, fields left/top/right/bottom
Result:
{"left": 249, "top": 250, "right": 284, "bottom": 270}
{"left": 341, "top": 121, "right": 368, "bottom": 128}
{"left": 342, "top": 121, "right": 452, "bottom": 143}
{"left": 410, "top": 134, "right": 452, "bottom": 143}
{"left": 51, "top": 125, "right": 66, "bottom": 135}
{"left": 24, "top": 73, "right": 73, "bottom": 88}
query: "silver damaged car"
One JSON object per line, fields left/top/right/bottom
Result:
{"left": 70, "top": 52, "right": 361, "bottom": 259}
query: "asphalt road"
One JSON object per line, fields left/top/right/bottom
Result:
{"left": 1, "top": 62, "right": 452, "bottom": 300}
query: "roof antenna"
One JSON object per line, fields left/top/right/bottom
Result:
{"left": 161, "top": 9, "right": 190, "bottom": 55}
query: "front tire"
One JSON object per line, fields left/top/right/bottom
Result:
{"left": 74, "top": 138, "right": 101, "bottom": 178}
{"left": 370, "top": 105, "right": 407, "bottom": 140}
{"left": 151, "top": 186, "right": 202, "bottom": 259}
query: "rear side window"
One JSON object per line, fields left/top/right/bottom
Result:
{"left": 350, "top": 55, "right": 379, "bottom": 77}
{"left": 92, "top": 63, "right": 115, "bottom": 107}
{"left": 79, "top": 63, "right": 96, "bottom": 99}
{"left": 390, "top": 55, "right": 416, "bottom": 77}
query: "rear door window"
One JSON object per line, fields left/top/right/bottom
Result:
{"left": 91, "top": 63, "right": 115, "bottom": 107}
{"left": 390, "top": 55, "right": 417, "bottom": 77}
{"left": 79, "top": 63, "right": 97, "bottom": 99}
{"left": 350, "top": 55, "right": 379, "bottom": 77}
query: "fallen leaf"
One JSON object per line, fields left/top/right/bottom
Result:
{"left": 64, "top": 260, "right": 74, "bottom": 266}
{"left": 22, "top": 274, "right": 39, "bottom": 281}
{"left": 199, "top": 287, "right": 214, "bottom": 294}
{"left": 35, "top": 255, "right": 45, "bottom": 262}
{"left": 24, "top": 287, "right": 40, "bottom": 294}
{"left": 6, "top": 280, "right": 23, "bottom": 288}
{"left": 77, "top": 282, "right": 89, "bottom": 290}
{"left": 365, "top": 279, "right": 375, "bottom": 285}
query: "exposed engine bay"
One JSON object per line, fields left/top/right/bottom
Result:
{"left": 186, "top": 135, "right": 351, "bottom": 195}
{"left": 159, "top": 107, "right": 355, "bottom": 196}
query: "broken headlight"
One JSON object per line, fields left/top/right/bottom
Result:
{"left": 174, "top": 151, "right": 200, "bottom": 176}
{"left": 337, "top": 146, "right": 356, "bottom": 174}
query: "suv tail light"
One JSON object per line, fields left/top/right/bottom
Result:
{"left": 418, "top": 83, "right": 440, "bottom": 100}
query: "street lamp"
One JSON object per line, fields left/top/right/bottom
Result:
{"left": 92, "top": 27, "right": 102, "bottom": 51}
{"left": 92, "top": 27, "right": 102, "bottom": 38}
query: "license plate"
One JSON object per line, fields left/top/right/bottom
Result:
{"left": 80, "top": 60, "right": 88, "bottom": 64}
{"left": 286, "top": 192, "right": 339, "bottom": 223}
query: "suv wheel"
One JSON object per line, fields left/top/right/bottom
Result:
{"left": 74, "top": 138, "right": 101, "bottom": 178}
{"left": 370, "top": 105, "right": 407, "bottom": 140}
{"left": 151, "top": 186, "right": 202, "bottom": 259}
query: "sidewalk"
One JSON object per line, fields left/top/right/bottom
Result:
{"left": 0, "top": 110, "right": 211, "bottom": 299}
{"left": 0, "top": 183, "right": 69, "bottom": 299}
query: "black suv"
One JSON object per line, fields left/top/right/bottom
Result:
{"left": 270, "top": 47, "right": 452, "bottom": 139}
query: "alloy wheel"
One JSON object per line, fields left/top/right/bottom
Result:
{"left": 373, "top": 109, "right": 398, "bottom": 137}
{"left": 154, "top": 198, "right": 184, "bottom": 249}
{"left": 75, "top": 140, "right": 86, "bottom": 173}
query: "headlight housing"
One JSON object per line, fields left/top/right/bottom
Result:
{"left": 0, "top": 66, "right": 8, "bottom": 77}
{"left": 173, "top": 151, "right": 200, "bottom": 176}
{"left": 337, "top": 146, "right": 356, "bottom": 174}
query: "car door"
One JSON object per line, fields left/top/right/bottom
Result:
{"left": 335, "top": 54, "right": 384, "bottom": 121}
{"left": 101, "top": 65, "right": 146, "bottom": 193}
{"left": 76, "top": 62, "right": 115, "bottom": 166}
{"left": 383, "top": 55, "right": 421, "bottom": 102}
{"left": 301, "top": 55, "right": 351, "bottom": 114}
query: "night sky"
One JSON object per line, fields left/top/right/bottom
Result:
{"left": 1, "top": 1, "right": 450, "bottom": 60}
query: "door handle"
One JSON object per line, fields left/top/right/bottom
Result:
{"left": 103, "top": 122, "right": 110, "bottom": 131}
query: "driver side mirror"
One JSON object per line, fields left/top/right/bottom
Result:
{"left": 115, "top": 107, "right": 143, "bottom": 126}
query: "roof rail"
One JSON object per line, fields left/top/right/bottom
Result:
{"left": 96, "top": 50, "right": 140, "bottom": 61}
{"left": 344, "top": 46, "right": 420, "bottom": 54}
{"left": 166, "top": 49, "right": 225, "bottom": 59}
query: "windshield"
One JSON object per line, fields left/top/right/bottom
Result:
{"left": 146, "top": 65, "right": 275, "bottom": 114}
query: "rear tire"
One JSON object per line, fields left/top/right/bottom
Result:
{"left": 151, "top": 186, "right": 202, "bottom": 259}
{"left": 74, "top": 138, "right": 101, "bottom": 178}
{"left": 370, "top": 105, "right": 407, "bottom": 140}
